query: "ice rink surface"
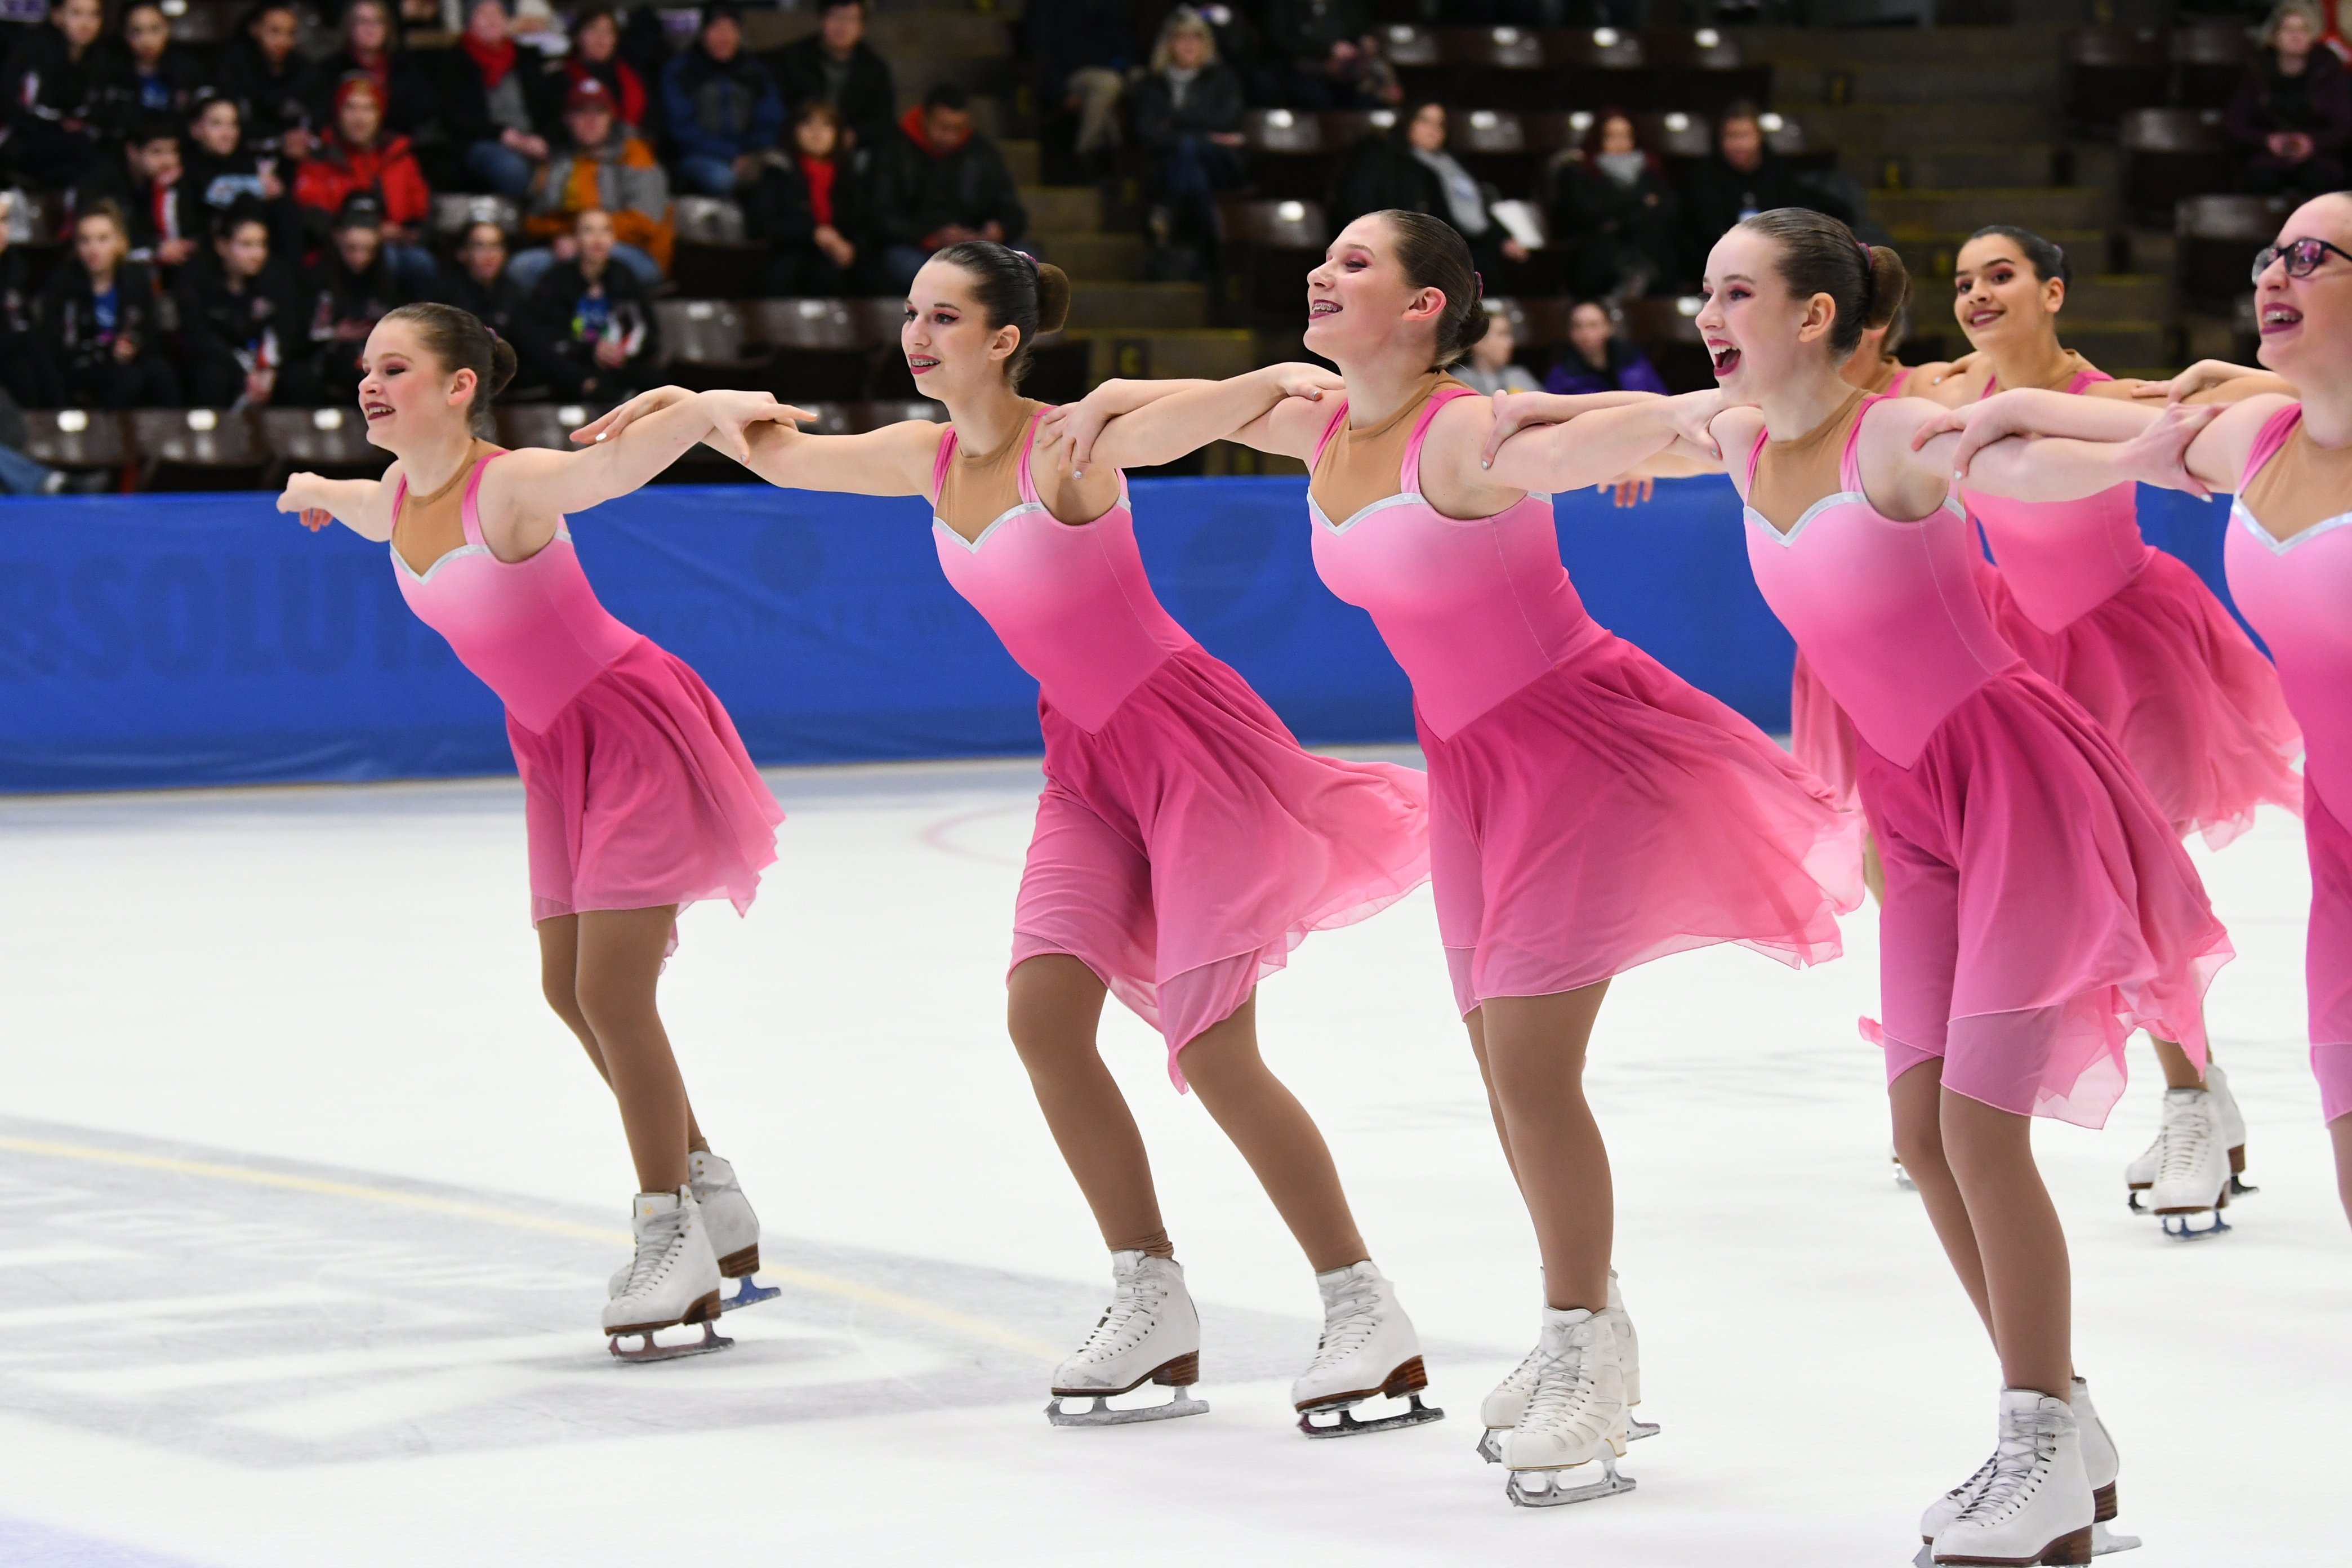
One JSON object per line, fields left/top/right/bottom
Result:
{"left": 1, "top": 755, "right": 2342, "bottom": 1567}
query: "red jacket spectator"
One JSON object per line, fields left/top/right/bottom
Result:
{"left": 295, "top": 76, "right": 431, "bottom": 232}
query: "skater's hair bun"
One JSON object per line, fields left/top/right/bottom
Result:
{"left": 1379, "top": 209, "right": 1489, "bottom": 370}
{"left": 1965, "top": 224, "right": 2072, "bottom": 288}
{"left": 381, "top": 302, "right": 517, "bottom": 436}
{"left": 932, "top": 240, "right": 1071, "bottom": 388}
{"left": 1738, "top": 207, "right": 1909, "bottom": 361}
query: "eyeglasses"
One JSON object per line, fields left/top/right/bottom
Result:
{"left": 2251, "top": 237, "right": 2352, "bottom": 283}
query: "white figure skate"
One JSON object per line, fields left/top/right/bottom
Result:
{"left": 1044, "top": 1250, "right": 1209, "bottom": 1427}
{"left": 1480, "top": 1270, "right": 1654, "bottom": 1463}
{"left": 1920, "top": 1378, "right": 2136, "bottom": 1558}
{"left": 691, "top": 1150, "right": 779, "bottom": 1310}
{"left": 1291, "top": 1260, "right": 1443, "bottom": 1437}
{"left": 1500, "top": 1307, "right": 1635, "bottom": 1507}
{"left": 2127, "top": 1063, "right": 2253, "bottom": 1212}
{"left": 1930, "top": 1389, "right": 2095, "bottom": 1566}
{"left": 604, "top": 1188, "right": 729, "bottom": 1363}
{"left": 2147, "top": 1089, "right": 2233, "bottom": 1239}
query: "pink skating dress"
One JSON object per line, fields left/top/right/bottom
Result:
{"left": 929, "top": 411, "right": 1429, "bottom": 1088}
{"left": 1741, "top": 395, "right": 2229, "bottom": 1126}
{"left": 1965, "top": 368, "right": 2301, "bottom": 847}
{"left": 1308, "top": 382, "right": 1859, "bottom": 1019}
{"left": 2228, "top": 403, "right": 2352, "bottom": 1122}
{"left": 391, "top": 450, "right": 784, "bottom": 925}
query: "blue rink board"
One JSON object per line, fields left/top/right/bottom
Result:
{"left": 0, "top": 478, "right": 2243, "bottom": 794}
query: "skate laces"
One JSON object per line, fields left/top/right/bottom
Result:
{"left": 2157, "top": 1097, "right": 2216, "bottom": 1183}
{"left": 1519, "top": 1325, "right": 1605, "bottom": 1433}
{"left": 1957, "top": 1407, "right": 2064, "bottom": 1526}
{"left": 618, "top": 1205, "right": 689, "bottom": 1299}
{"left": 1304, "top": 1280, "right": 1383, "bottom": 1373}
{"left": 1071, "top": 1272, "right": 1165, "bottom": 1364}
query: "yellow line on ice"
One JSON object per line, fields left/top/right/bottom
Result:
{"left": 2, "top": 1134, "right": 1061, "bottom": 1362}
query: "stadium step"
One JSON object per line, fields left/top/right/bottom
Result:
{"left": 1888, "top": 145, "right": 2064, "bottom": 192}
{"left": 1001, "top": 139, "right": 1040, "bottom": 186}
{"left": 1033, "top": 230, "right": 1147, "bottom": 282}
{"left": 1021, "top": 185, "right": 1106, "bottom": 233}
{"left": 1061, "top": 328, "right": 1256, "bottom": 384}
{"left": 1876, "top": 187, "right": 2117, "bottom": 237}
{"left": 1063, "top": 283, "right": 1210, "bottom": 331}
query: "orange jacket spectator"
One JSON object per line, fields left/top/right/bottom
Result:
{"left": 294, "top": 75, "right": 431, "bottom": 233}
{"left": 524, "top": 77, "right": 672, "bottom": 271}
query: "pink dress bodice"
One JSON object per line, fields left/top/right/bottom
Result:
{"left": 1742, "top": 396, "right": 2024, "bottom": 768}
{"left": 391, "top": 452, "right": 642, "bottom": 733}
{"left": 1962, "top": 369, "right": 2150, "bottom": 632}
{"left": 2229, "top": 404, "right": 2352, "bottom": 816}
{"left": 1306, "top": 387, "right": 1607, "bottom": 739}
{"left": 929, "top": 412, "right": 1193, "bottom": 733}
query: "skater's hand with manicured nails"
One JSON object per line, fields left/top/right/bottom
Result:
{"left": 569, "top": 386, "right": 697, "bottom": 446}
{"left": 698, "top": 390, "right": 817, "bottom": 464}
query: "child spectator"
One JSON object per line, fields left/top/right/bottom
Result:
{"left": 521, "top": 207, "right": 659, "bottom": 402}
{"left": 0, "top": 192, "right": 60, "bottom": 410}
{"left": 5, "top": 0, "right": 112, "bottom": 189}
{"left": 1453, "top": 305, "right": 1543, "bottom": 397}
{"left": 870, "top": 85, "right": 1028, "bottom": 292}
{"left": 743, "top": 100, "right": 875, "bottom": 295}
{"left": 97, "top": 1, "right": 204, "bottom": 138}
{"left": 662, "top": 2, "right": 782, "bottom": 196}
{"left": 771, "top": 0, "right": 896, "bottom": 152}
{"left": 1544, "top": 299, "right": 1669, "bottom": 397}
{"left": 564, "top": 7, "right": 648, "bottom": 135}
{"left": 296, "top": 74, "right": 436, "bottom": 293}
{"left": 313, "top": 0, "right": 437, "bottom": 139}
{"left": 213, "top": 1, "right": 322, "bottom": 160}
{"left": 74, "top": 114, "right": 199, "bottom": 273}
{"left": 1130, "top": 5, "right": 1246, "bottom": 257}
{"left": 513, "top": 77, "right": 669, "bottom": 289}
{"left": 37, "top": 201, "right": 180, "bottom": 408}
{"left": 177, "top": 201, "right": 313, "bottom": 408}
{"left": 1548, "top": 110, "right": 1681, "bottom": 300}
{"left": 305, "top": 195, "right": 411, "bottom": 402}
{"left": 443, "top": 0, "right": 562, "bottom": 199}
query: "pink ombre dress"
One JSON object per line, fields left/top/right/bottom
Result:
{"left": 391, "top": 451, "right": 784, "bottom": 925}
{"left": 1966, "top": 369, "right": 2301, "bottom": 847}
{"left": 929, "top": 415, "right": 1429, "bottom": 1088}
{"left": 1308, "top": 386, "right": 1859, "bottom": 1019}
{"left": 2228, "top": 404, "right": 2352, "bottom": 1122}
{"left": 1741, "top": 397, "right": 2229, "bottom": 1126}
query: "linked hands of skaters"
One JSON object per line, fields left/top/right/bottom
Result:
{"left": 2135, "top": 359, "right": 2262, "bottom": 403}
{"left": 569, "top": 385, "right": 695, "bottom": 444}
{"left": 2112, "top": 402, "right": 2222, "bottom": 500}
{"left": 1907, "top": 397, "right": 2021, "bottom": 479}
{"left": 699, "top": 390, "right": 820, "bottom": 462}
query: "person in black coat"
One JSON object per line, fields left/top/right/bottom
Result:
{"left": 1328, "top": 101, "right": 1443, "bottom": 227}
{"left": 1547, "top": 110, "right": 1683, "bottom": 300}
{"left": 868, "top": 84, "right": 1030, "bottom": 291}
{"left": 176, "top": 200, "right": 315, "bottom": 407}
{"left": 743, "top": 101, "right": 881, "bottom": 295}
{"left": 0, "top": 195, "right": 61, "bottom": 409}
{"left": 304, "top": 195, "right": 411, "bottom": 403}
{"left": 94, "top": 1, "right": 207, "bottom": 142}
{"left": 182, "top": 93, "right": 307, "bottom": 263}
{"left": 1130, "top": 6, "right": 1247, "bottom": 252}
{"left": 212, "top": 0, "right": 323, "bottom": 160}
{"left": 770, "top": 0, "right": 898, "bottom": 153}
{"left": 520, "top": 207, "right": 660, "bottom": 402}
{"left": 440, "top": 0, "right": 565, "bottom": 199}
{"left": 308, "top": 0, "right": 438, "bottom": 140}
{"left": 1680, "top": 101, "right": 1838, "bottom": 264}
{"left": 5, "top": 0, "right": 112, "bottom": 189}
{"left": 73, "top": 114, "right": 204, "bottom": 276}
{"left": 2227, "top": 2, "right": 2352, "bottom": 199}
{"left": 37, "top": 200, "right": 181, "bottom": 408}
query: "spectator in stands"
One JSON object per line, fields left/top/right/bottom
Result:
{"left": 214, "top": 1, "right": 321, "bottom": 160}
{"left": 871, "top": 84, "right": 1028, "bottom": 292}
{"left": 662, "top": 1, "right": 783, "bottom": 196}
{"left": 1454, "top": 304, "right": 1542, "bottom": 396}
{"left": 73, "top": 114, "right": 199, "bottom": 274}
{"left": 743, "top": 100, "right": 877, "bottom": 295}
{"left": 1027, "top": 0, "right": 1134, "bottom": 177}
{"left": 565, "top": 7, "right": 649, "bottom": 135}
{"left": 1681, "top": 101, "right": 1827, "bottom": 262}
{"left": 177, "top": 200, "right": 314, "bottom": 408}
{"left": 1332, "top": 102, "right": 1526, "bottom": 275}
{"left": 437, "top": 220, "right": 536, "bottom": 357}
{"left": 36, "top": 201, "right": 180, "bottom": 408}
{"left": 5, "top": 0, "right": 112, "bottom": 189}
{"left": 0, "top": 192, "right": 61, "bottom": 411}
{"left": 1131, "top": 6, "right": 1246, "bottom": 256}
{"left": 772, "top": 0, "right": 897, "bottom": 152}
{"left": 513, "top": 77, "right": 670, "bottom": 290}
{"left": 2229, "top": 1, "right": 2352, "bottom": 199}
{"left": 522, "top": 207, "right": 659, "bottom": 402}
{"left": 1543, "top": 298, "right": 1668, "bottom": 396}
{"left": 297, "top": 75, "right": 436, "bottom": 295}
{"left": 313, "top": 1, "right": 436, "bottom": 139}
{"left": 1263, "top": 0, "right": 1397, "bottom": 109}
{"left": 1549, "top": 110, "right": 1680, "bottom": 300}
{"left": 305, "top": 195, "right": 410, "bottom": 402}
{"left": 184, "top": 94, "right": 304, "bottom": 259}
{"left": 444, "top": 0, "right": 563, "bottom": 201}
{"left": 97, "top": 2, "right": 204, "bottom": 139}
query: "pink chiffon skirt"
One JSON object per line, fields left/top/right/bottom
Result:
{"left": 1421, "top": 631, "right": 1862, "bottom": 1018}
{"left": 511, "top": 636, "right": 785, "bottom": 927}
{"left": 1860, "top": 666, "right": 2230, "bottom": 1128}
{"left": 1987, "top": 551, "right": 2303, "bottom": 848}
{"left": 1011, "top": 643, "right": 1429, "bottom": 1089}
{"left": 2303, "top": 776, "right": 2352, "bottom": 1124}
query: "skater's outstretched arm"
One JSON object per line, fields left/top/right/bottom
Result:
{"left": 1909, "top": 389, "right": 2289, "bottom": 501}
{"left": 576, "top": 384, "right": 944, "bottom": 498}
{"left": 279, "top": 472, "right": 395, "bottom": 540}
{"left": 480, "top": 389, "right": 808, "bottom": 522}
{"left": 1469, "top": 387, "right": 1729, "bottom": 495}
{"left": 1044, "top": 363, "right": 1346, "bottom": 474}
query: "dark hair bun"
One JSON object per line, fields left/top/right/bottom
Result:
{"left": 931, "top": 241, "right": 1073, "bottom": 389}
{"left": 1863, "top": 244, "right": 1908, "bottom": 332}
{"left": 1378, "top": 210, "right": 1487, "bottom": 369}
{"left": 487, "top": 337, "right": 519, "bottom": 400}
{"left": 1035, "top": 262, "right": 1071, "bottom": 336}
{"left": 1738, "top": 207, "right": 1913, "bottom": 361}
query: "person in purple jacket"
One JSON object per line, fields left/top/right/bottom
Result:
{"left": 1544, "top": 300, "right": 1669, "bottom": 397}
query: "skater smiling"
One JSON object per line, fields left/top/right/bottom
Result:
{"left": 275, "top": 304, "right": 791, "bottom": 1361}
{"left": 580, "top": 242, "right": 1441, "bottom": 1433}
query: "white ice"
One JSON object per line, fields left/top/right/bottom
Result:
{"left": 0, "top": 758, "right": 2342, "bottom": 1567}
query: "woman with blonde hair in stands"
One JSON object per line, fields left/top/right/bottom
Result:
{"left": 580, "top": 240, "right": 1443, "bottom": 1440}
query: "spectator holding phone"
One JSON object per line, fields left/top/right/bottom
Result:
{"left": 522, "top": 207, "right": 660, "bottom": 402}
{"left": 37, "top": 201, "right": 180, "bottom": 408}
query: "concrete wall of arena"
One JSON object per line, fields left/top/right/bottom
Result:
{"left": 0, "top": 478, "right": 2246, "bottom": 794}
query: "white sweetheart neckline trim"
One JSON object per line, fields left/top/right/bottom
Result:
{"left": 1309, "top": 489, "right": 1554, "bottom": 533}
{"left": 2231, "top": 497, "right": 2352, "bottom": 555}
{"left": 392, "top": 524, "right": 573, "bottom": 584}
{"left": 934, "top": 501, "right": 1046, "bottom": 553}
{"left": 1745, "top": 493, "right": 1963, "bottom": 545}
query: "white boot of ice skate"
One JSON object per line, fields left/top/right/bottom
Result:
{"left": 1479, "top": 1271, "right": 1652, "bottom": 1463}
{"left": 690, "top": 1150, "right": 779, "bottom": 1310}
{"left": 2148, "top": 1089, "right": 2232, "bottom": 1239}
{"left": 1291, "top": 1260, "right": 1443, "bottom": 1437}
{"left": 1921, "top": 1377, "right": 2135, "bottom": 1556}
{"left": 1501, "top": 1308, "right": 1634, "bottom": 1507}
{"left": 604, "top": 1188, "right": 729, "bottom": 1362}
{"left": 2205, "top": 1062, "right": 2255, "bottom": 1196}
{"left": 1930, "top": 1389, "right": 2095, "bottom": 1566}
{"left": 1045, "top": 1250, "right": 1209, "bottom": 1427}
